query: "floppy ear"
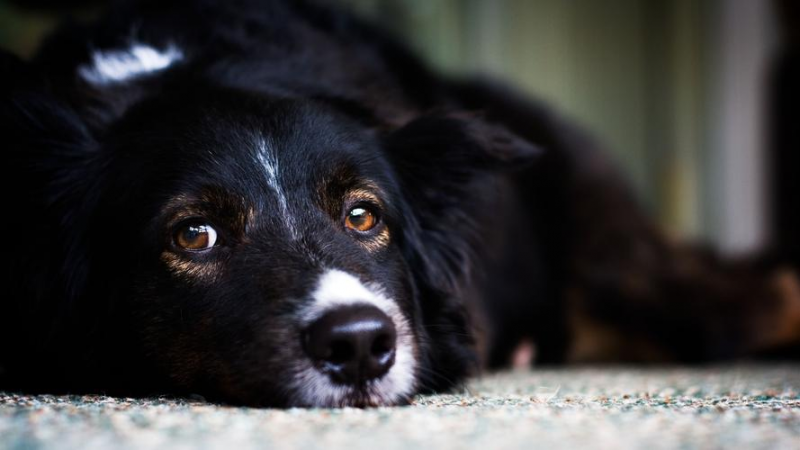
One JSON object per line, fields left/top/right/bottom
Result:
{"left": 386, "top": 112, "right": 543, "bottom": 293}
{"left": 1, "top": 50, "right": 100, "bottom": 312}
{"left": 384, "top": 112, "right": 542, "bottom": 391}
{"left": 388, "top": 112, "right": 541, "bottom": 171}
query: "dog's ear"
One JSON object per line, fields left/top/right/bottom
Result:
{"left": 385, "top": 112, "right": 542, "bottom": 292}
{"left": 385, "top": 112, "right": 542, "bottom": 390}
{"left": 2, "top": 52, "right": 96, "bottom": 154}
{"left": 1, "top": 50, "right": 99, "bottom": 211}
{"left": 387, "top": 112, "right": 542, "bottom": 173}
{"left": 1, "top": 50, "right": 99, "bottom": 308}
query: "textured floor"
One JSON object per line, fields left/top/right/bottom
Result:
{"left": 2, "top": 365, "right": 800, "bottom": 450}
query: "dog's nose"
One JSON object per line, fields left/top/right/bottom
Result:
{"left": 303, "top": 305, "right": 397, "bottom": 384}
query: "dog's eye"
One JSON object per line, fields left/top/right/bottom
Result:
{"left": 174, "top": 223, "right": 218, "bottom": 250}
{"left": 345, "top": 207, "right": 378, "bottom": 232}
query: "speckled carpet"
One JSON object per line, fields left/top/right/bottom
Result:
{"left": 2, "top": 365, "right": 800, "bottom": 450}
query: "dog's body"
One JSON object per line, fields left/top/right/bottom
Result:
{"left": 2, "top": 0, "right": 799, "bottom": 407}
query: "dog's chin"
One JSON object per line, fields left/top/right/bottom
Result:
{"left": 309, "top": 384, "right": 413, "bottom": 408}
{"left": 288, "top": 347, "right": 417, "bottom": 408}
{"left": 289, "top": 374, "right": 414, "bottom": 408}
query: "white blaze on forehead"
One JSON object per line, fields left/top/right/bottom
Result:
{"left": 255, "top": 137, "right": 299, "bottom": 240}
{"left": 307, "top": 269, "right": 398, "bottom": 320}
{"left": 292, "top": 269, "right": 417, "bottom": 406}
{"left": 79, "top": 44, "right": 184, "bottom": 85}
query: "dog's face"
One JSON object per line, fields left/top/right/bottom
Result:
{"left": 3, "top": 43, "right": 539, "bottom": 407}
{"left": 102, "top": 89, "right": 425, "bottom": 407}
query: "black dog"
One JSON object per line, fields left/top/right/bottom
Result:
{"left": 2, "top": 0, "right": 798, "bottom": 407}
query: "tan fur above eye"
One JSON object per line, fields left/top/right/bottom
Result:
{"left": 345, "top": 188, "right": 382, "bottom": 206}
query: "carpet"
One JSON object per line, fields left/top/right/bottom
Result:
{"left": 2, "top": 365, "right": 799, "bottom": 450}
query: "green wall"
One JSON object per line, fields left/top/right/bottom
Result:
{"left": 347, "top": 0, "right": 713, "bottom": 238}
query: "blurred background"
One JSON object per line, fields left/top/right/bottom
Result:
{"left": 1, "top": 0, "right": 798, "bottom": 262}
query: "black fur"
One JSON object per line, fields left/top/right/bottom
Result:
{"left": 2, "top": 0, "right": 798, "bottom": 407}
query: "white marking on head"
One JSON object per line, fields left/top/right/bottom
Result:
{"left": 291, "top": 269, "right": 417, "bottom": 406}
{"left": 301, "top": 270, "right": 398, "bottom": 322}
{"left": 79, "top": 44, "right": 184, "bottom": 85}
{"left": 255, "top": 138, "right": 299, "bottom": 240}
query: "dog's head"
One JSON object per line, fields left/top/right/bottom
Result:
{"left": 1, "top": 41, "right": 539, "bottom": 407}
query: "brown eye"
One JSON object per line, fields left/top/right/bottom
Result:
{"left": 174, "top": 223, "right": 218, "bottom": 250}
{"left": 345, "top": 207, "right": 378, "bottom": 232}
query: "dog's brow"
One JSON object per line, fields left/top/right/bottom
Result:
{"left": 255, "top": 137, "right": 299, "bottom": 240}
{"left": 347, "top": 188, "right": 382, "bottom": 206}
